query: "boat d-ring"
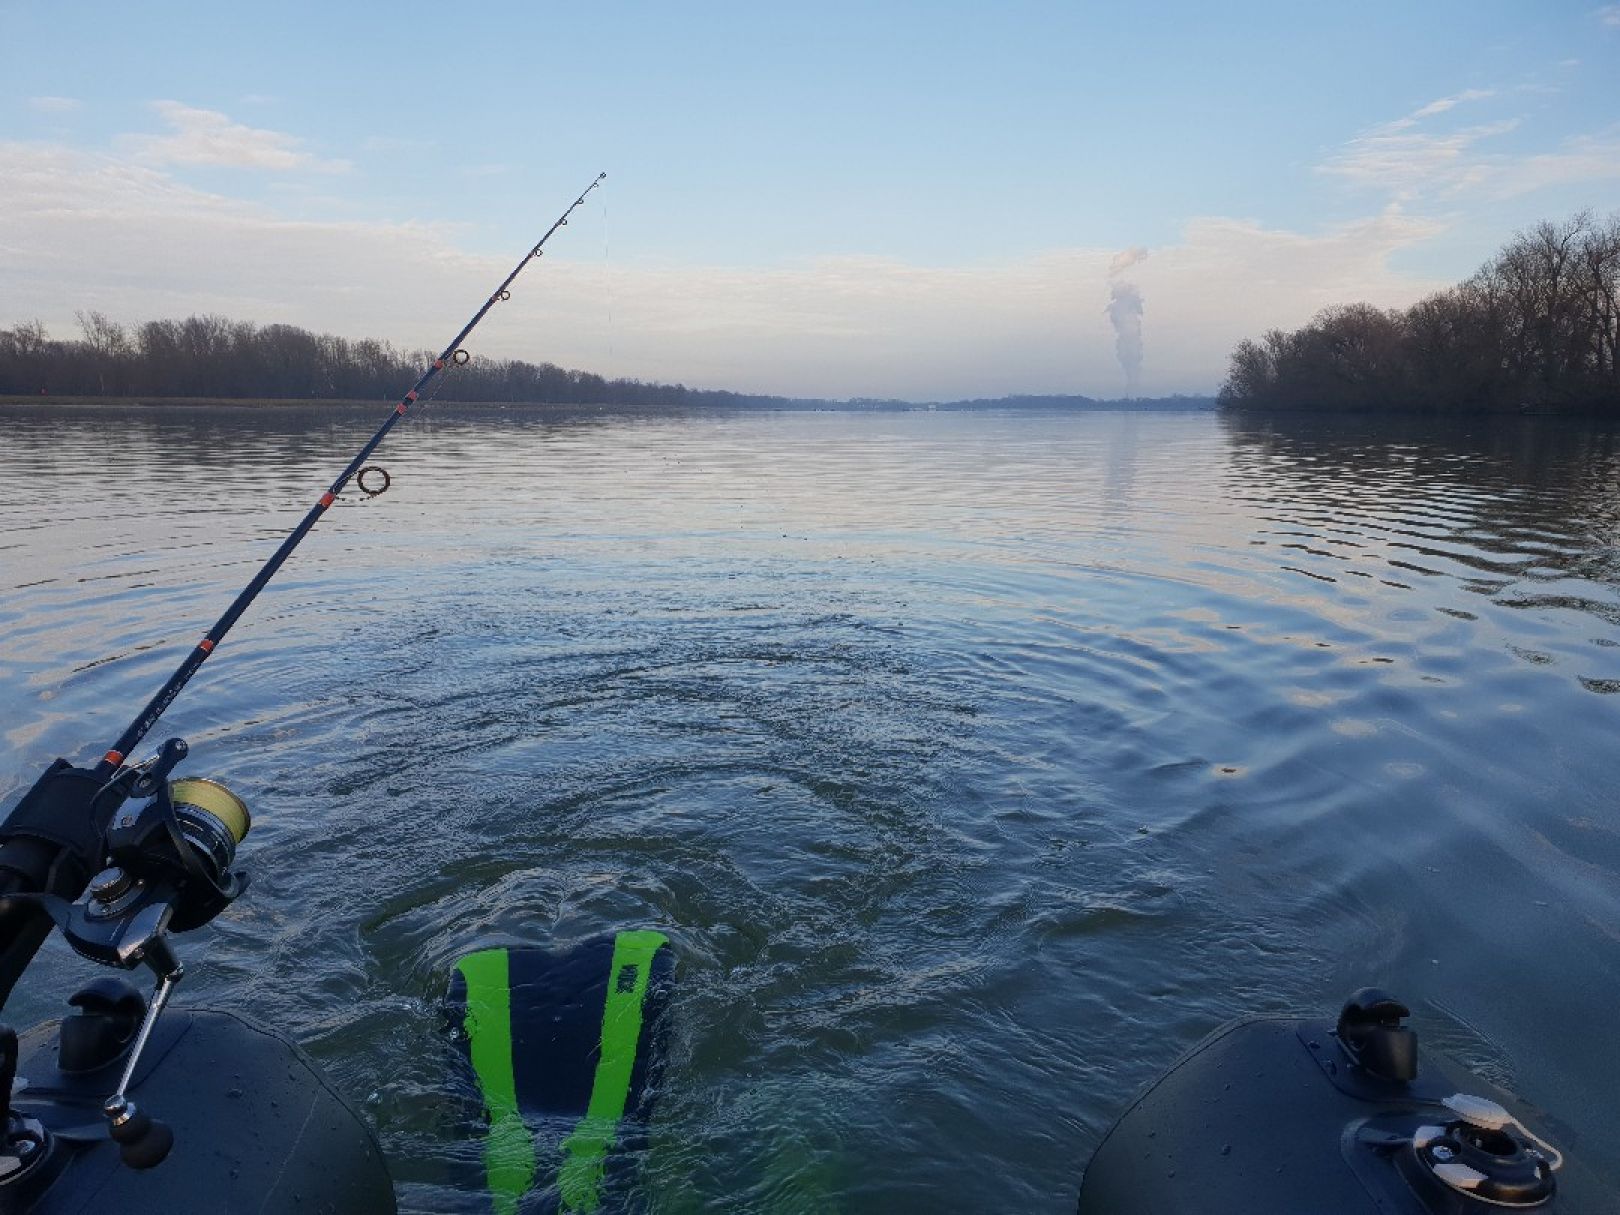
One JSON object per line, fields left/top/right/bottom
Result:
{"left": 356, "top": 465, "right": 391, "bottom": 497}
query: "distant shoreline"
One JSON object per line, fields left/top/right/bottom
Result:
{"left": 2, "top": 313, "right": 1216, "bottom": 413}
{"left": 0, "top": 394, "right": 587, "bottom": 411}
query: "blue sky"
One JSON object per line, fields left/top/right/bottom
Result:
{"left": 4, "top": 0, "right": 1618, "bottom": 398}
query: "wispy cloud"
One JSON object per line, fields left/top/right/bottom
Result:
{"left": 1502, "top": 128, "right": 1620, "bottom": 197}
{"left": 1320, "top": 91, "right": 1519, "bottom": 200}
{"left": 119, "top": 101, "right": 350, "bottom": 173}
{"left": 1322, "top": 115, "right": 1520, "bottom": 197}
{"left": 1597, "top": 6, "right": 1620, "bottom": 28}
{"left": 1320, "top": 87, "right": 1620, "bottom": 203}
{"left": 1396, "top": 88, "right": 1496, "bottom": 128}
{"left": 27, "top": 96, "right": 83, "bottom": 114}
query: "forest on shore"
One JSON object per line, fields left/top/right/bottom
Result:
{"left": 0, "top": 312, "right": 1211, "bottom": 413}
{"left": 1219, "top": 212, "right": 1620, "bottom": 414}
{"left": 0, "top": 312, "right": 786, "bottom": 410}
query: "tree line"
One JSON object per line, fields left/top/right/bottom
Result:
{"left": 0, "top": 311, "right": 1218, "bottom": 412}
{"left": 1219, "top": 211, "right": 1620, "bottom": 413}
{"left": 0, "top": 312, "right": 793, "bottom": 410}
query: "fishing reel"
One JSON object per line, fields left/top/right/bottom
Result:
{"left": 66, "top": 736, "right": 252, "bottom": 966}
{"left": 0, "top": 743, "right": 391, "bottom": 1212}
{"left": 0, "top": 736, "right": 252, "bottom": 1183}
{"left": 0, "top": 736, "right": 251, "bottom": 977}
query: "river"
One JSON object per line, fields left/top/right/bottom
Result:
{"left": 1, "top": 404, "right": 1617, "bottom": 1211}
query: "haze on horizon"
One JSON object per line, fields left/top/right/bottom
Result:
{"left": 3, "top": 1, "right": 1618, "bottom": 403}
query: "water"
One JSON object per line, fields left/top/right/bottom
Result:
{"left": 1, "top": 404, "right": 1617, "bottom": 1210}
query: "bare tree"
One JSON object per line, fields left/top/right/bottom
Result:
{"left": 1222, "top": 210, "right": 1620, "bottom": 414}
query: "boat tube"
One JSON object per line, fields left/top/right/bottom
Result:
{"left": 1077, "top": 987, "right": 1609, "bottom": 1213}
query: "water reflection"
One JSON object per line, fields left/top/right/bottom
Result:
{"left": 1222, "top": 412, "right": 1620, "bottom": 655}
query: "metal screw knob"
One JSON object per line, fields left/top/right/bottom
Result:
{"left": 89, "top": 867, "right": 133, "bottom": 905}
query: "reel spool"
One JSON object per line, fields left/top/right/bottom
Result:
{"left": 103, "top": 772, "right": 251, "bottom": 933}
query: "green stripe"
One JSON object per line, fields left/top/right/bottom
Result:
{"left": 455, "top": 948, "right": 536, "bottom": 1215}
{"left": 557, "top": 930, "right": 669, "bottom": 1214}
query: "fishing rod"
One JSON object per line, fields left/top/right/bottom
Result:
{"left": 95, "top": 171, "right": 608, "bottom": 780}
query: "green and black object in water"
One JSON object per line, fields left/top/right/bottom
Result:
{"left": 449, "top": 932, "right": 675, "bottom": 1215}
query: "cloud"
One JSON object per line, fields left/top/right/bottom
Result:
{"left": 0, "top": 140, "right": 1456, "bottom": 400}
{"left": 27, "top": 96, "right": 82, "bottom": 114}
{"left": 1502, "top": 128, "right": 1620, "bottom": 197}
{"left": 1399, "top": 88, "right": 1496, "bottom": 127}
{"left": 1324, "top": 118, "right": 1620, "bottom": 202}
{"left": 1598, "top": 6, "right": 1620, "bottom": 28}
{"left": 1322, "top": 117, "right": 1521, "bottom": 197}
{"left": 119, "top": 101, "right": 349, "bottom": 173}
{"left": 1320, "top": 86, "right": 1620, "bottom": 204}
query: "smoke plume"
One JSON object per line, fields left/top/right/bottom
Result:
{"left": 1105, "top": 247, "right": 1147, "bottom": 397}
{"left": 1108, "top": 246, "right": 1149, "bottom": 277}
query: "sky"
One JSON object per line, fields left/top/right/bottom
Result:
{"left": 2, "top": 0, "right": 1618, "bottom": 400}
